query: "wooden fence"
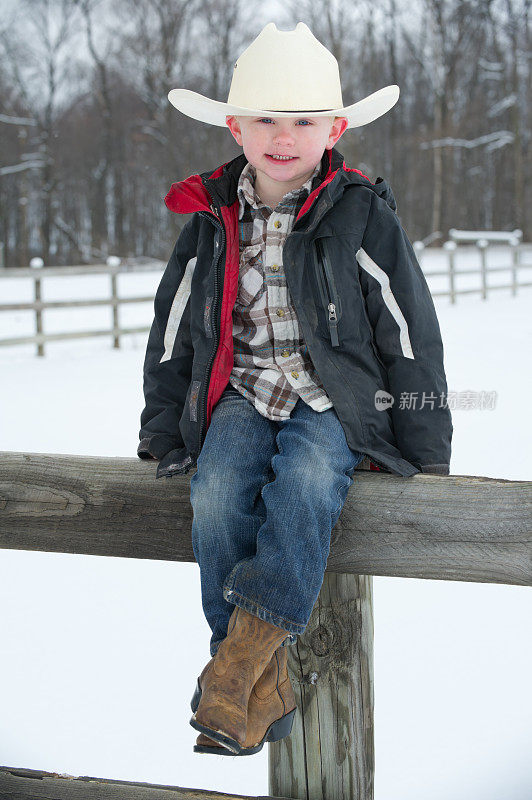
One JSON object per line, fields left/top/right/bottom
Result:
{"left": 414, "top": 228, "right": 532, "bottom": 303}
{"left": 1, "top": 236, "right": 532, "bottom": 356}
{"left": 0, "top": 450, "right": 530, "bottom": 799}
{"left": 0, "top": 260, "right": 163, "bottom": 357}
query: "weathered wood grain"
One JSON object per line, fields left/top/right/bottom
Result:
{"left": 0, "top": 766, "right": 290, "bottom": 799}
{"left": 269, "top": 572, "right": 374, "bottom": 800}
{"left": 1, "top": 451, "right": 530, "bottom": 585}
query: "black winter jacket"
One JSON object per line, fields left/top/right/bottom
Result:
{"left": 138, "top": 146, "right": 453, "bottom": 479}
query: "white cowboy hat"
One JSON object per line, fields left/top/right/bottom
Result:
{"left": 168, "top": 22, "right": 400, "bottom": 129}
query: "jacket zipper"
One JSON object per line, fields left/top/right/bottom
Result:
{"left": 315, "top": 237, "right": 340, "bottom": 347}
{"left": 196, "top": 201, "right": 225, "bottom": 457}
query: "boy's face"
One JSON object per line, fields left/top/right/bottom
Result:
{"left": 225, "top": 114, "right": 348, "bottom": 204}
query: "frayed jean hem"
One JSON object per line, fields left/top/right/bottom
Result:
{"left": 215, "top": 585, "right": 301, "bottom": 647}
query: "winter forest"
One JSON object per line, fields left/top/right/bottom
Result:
{"left": 0, "top": 0, "right": 530, "bottom": 268}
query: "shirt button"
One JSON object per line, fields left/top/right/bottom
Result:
{"left": 277, "top": 309, "right": 285, "bottom": 317}
{"left": 281, "top": 349, "right": 290, "bottom": 357}
{"left": 274, "top": 220, "right": 282, "bottom": 228}
{"left": 291, "top": 371, "right": 299, "bottom": 379}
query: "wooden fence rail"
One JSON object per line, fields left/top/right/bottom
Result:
{"left": 0, "top": 451, "right": 531, "bottom": 800}
{"left": 0, "top": 766, "right": 288, "bottom": 800}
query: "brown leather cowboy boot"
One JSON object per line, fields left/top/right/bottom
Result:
{"left": 189, "top": 604, "right": 291, "bottom": 754}
{"left": 193, "top": 644, "right": 297, "bottom": 755}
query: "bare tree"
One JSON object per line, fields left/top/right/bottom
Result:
{"left": 501, "top": 0, "right": 528, "bottom": 230}
{"left": 1, "top": 0, "right": 84, "bottom": 263}
{"left": 115, "top": 0, "right": 198, "bottom": 174}
{"left": 78, "top": 0, "right": 118, "bottom": 255}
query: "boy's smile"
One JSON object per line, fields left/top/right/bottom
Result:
{"left": 226, "top": 114, "right": 348, "bottom": 209}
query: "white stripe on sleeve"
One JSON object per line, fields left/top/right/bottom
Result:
{"left": 159, "top": 256, "right": 197, "bottom": 363}
{"left": 356, "top": 247, "right": 415, "bottom": 360}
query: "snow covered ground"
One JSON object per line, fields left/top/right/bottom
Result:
{"left": 1, "top": 246, "right": 531, "bottom": 799}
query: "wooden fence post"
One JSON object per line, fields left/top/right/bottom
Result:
{"left": 33, "top": 274, "right": 44, "bottom": 357}
{"left": 510, "top": 236, "right": 520, "bottom": 297}
{"left": 444, "top": 240, "right": 457, "bottom": 303}
{"left": 107, "top": 256, "right": 121, "bottom": 349}
{"left": 269, "top": 571, "right": 374, "bottom": 800}
{"left": 110, "top": 273, "right": 119, "bottom": 349}
{"left": 477, "top": 238, "right": 488, "bottom": 300}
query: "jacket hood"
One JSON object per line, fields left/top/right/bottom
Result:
{"left": 372, "top": 175, "right": 397, "bottom": 212}
{"left": 164, "top": 146, "right": 398, "bottom": 220}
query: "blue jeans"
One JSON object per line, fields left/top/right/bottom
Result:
{"left": 190, "top": 385, "right": 365, "bottom": 657}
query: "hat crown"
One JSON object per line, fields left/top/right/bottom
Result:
{"left": 227, "top": 22, "right": 343, "bottom": 113}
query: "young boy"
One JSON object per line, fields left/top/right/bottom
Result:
{"left": 137, "top": 22, "right": 453, "bottom": 756}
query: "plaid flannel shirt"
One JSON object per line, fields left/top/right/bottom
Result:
{"left": 228, "top": 159, "right": 334, "bottom": 420}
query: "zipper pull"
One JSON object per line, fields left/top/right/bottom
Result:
{"left": 209, "top": 203, "right": 219, "bottom": 218}
{"left": 328, "top": 303, "right": 337, "bottom": 322}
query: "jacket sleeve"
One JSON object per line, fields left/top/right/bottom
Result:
{"left": 356, "top": 195, "right": 453, "bottom": 475}
{"left": 137, "top": 215, "right": 198, "bottom": 461}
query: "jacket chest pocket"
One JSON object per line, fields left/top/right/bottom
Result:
{"left": 312, "top": 237, "right": 342, "bottom": 347}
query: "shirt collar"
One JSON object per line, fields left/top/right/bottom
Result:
{"left": 237, "top": 160, "right": 321, "bottom": 220}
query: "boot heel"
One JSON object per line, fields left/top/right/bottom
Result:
{"left": 190, "top": 679, "right": 201, "bottom": 713}
{"left": 267, "top": 706, "right": 297, "bottom": 742}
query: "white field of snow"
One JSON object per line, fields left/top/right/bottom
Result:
{"left": 0, "top": 244, "right": 531, "bottom": 799}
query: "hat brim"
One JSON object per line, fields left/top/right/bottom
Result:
{"left": 167, "top": 85, "right": 400, "bottom": 129}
